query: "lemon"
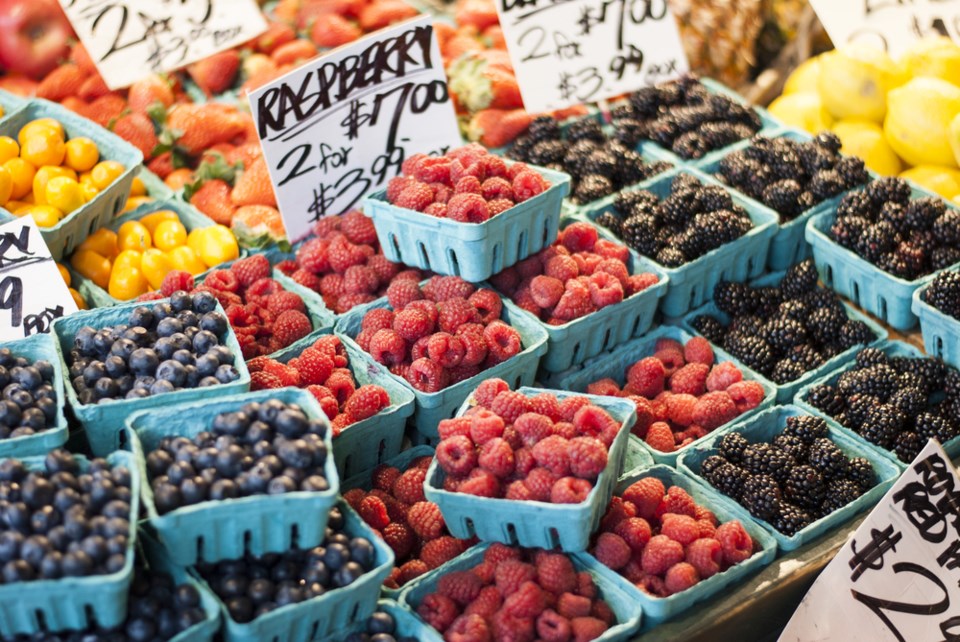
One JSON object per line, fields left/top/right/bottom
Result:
{"left": 900, "top": 165, "right": 960, "bottom": 198}
{"left": 885, "top": 77, "right": 960, "bottom": 167}
{"left": 900, "top": 36, "right": 960, "bottom": 85}
{"left": 832, "top": 119, "right": 903, "bottom": 176}
{"left": 817, "top": 44, "right": 907, "bottom": 122}
{"left": 768, "top": 93, "right": 833, "bottom": 134}
{"left": 783, "top": 56, "right": 824, "bottom": 95}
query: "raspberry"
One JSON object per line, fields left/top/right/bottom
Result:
{"left": 567, "top": 437, "right": 607, "bottom": 479}
{"left": 343, "top": 265, "right": 379, "bottom": 295}
{"left": 536, "top": 609, "right": 572, "bottom": 642}
{"left": 436, "top": 435, "right": 478, "bottom": 476}
{"left": 627, "top": 357, "right": 665, "bottom": 398}
{"left": 447, "top": 193, "right": 490, "bottom": 223}
{"left": 436, "top": 299, "right": 479, "bottom": 334}
{"left": 484, "top": 322, "right": 522, "bottom": 363}
{"left": 570, "top": 617, "right": 607, "bottom": 642}
{"left": 454, "top": 175, "right": 482, "bottom": 195}
{"left": 514, "top": 412, "right": 554, "bottom": 448}
{"left": 465, "top": 585, "right": 503, "bottom": 619}
{"left": 343, "top": 384, "right": 389, "bottom": 421}
{"left": 640, "top": 534, "right": 684, "bottom": 576}
{"left": 684, "top": 337, "right": 715, "bottom": 366}
{"left": 506, "top": 480, "right": 533, "bottom": 500}
{"left": 417, "top": 593, "right": 459, "bottom": 632}
{"left": 250, "top": 370, "right": 283, "bottom": 390}
{"left": 272, "top": 309, "right": 312, "bottom": 347}
{"left": 706, "top": 361, "right": 743, "bottom": 392}
{"left": 622, "top": 477, "right": 666, "bottom": 520}
{"left": 386, "top": 279, "right": 423, "bottom": 309}
{"left": 320, "top": 273, "right": 345, "bottom": 297}
{"left": 407, "top": 501, "right": 445, "bottom": 540}
{"left": 446, "top": 613, "right": 491, "bottom": 642}
{"left": 326, "top": 370, "right": 356, "bottom": 405}
{"left": 427, "top": 332, "right": 465, "bottom": 368}
{"left": 593, "top": 532, "right": 630, "bottom": 570}
{"left": 669, "top": 363, "right": 710, "bottom": 396}
{"left": 492, "top": 391, "right": 531, "bottom": 424}
{"left": 613, "top": 517, "right": 652, "bottom": 552}
{"left": 572, "top": 405, "right": 618, "bottom": 442}
{"left": 439, "top": 570, "right": 484, "bottom": 605}
{"left": 485, "top": 542, "right": 523, "bottom": 566}
{"left": 664, "top": 562, "right": 700, "bottom": 595}
{"left": 478, "top": 437, "right": 515, "bottom": 478}
{"left": 398, "top": 559, "right": 430, "bottom": 584}
{"left": 716, "top": 520, "right": 754, "bottom": 565}
{"left": 557, "top": 223, "right": 597, "bottom": 254}
{"left": 469, "top": 408, "right": 506, "bottom": 445}
{"left": 591, "top": 600, "right": 614, "bottom": 625}
{"left": 339, "top": 210, "right": 378, "bottom": 245}
{"left": 587, "top": 271, "right": 624, "bottom": 308}
{"left": 361, "top": 308, "right": 395, "bottom": 333}
{"left": 595, "top": 258, "right": 630, "bottom": 288}
{"left": 468, "top": 288, "right": 503, "bottom": 324}
{"left": 478, "top": 176, "right": 511, "bottom": 201}
{"left": 491, "top": 611, "right": 535, "bottom": 642}
{"left": 343, "top": 489, "right": 366, "bottom": 512}
{"left": 644, "top": 421, "right": 675, "bottom": 453}
{"left": 393, "top": 308, "right": 433, "bottom": 342}
{"left": 383, "top": 521, "right": 416, "bottom": 559}
{"left": 246, "top": 277, "right": 282, "bottom": 304}
{"left": 599, "top": 496, "right": 636, "bottom": 532}
{"left": 474, "top": 378, "right": 509, "bottom": 407}
{"left": 543, "top": 255, "right": 578, "bottom": 283}
{"left": 388, "top": 176, "right": 414, "bottom": 202}
{"left": 553, "top": 422, "right": 576, "bottom": 440}
{"left": 422, "top": 276, "right": 476, "bottom": 302}
{"left": 532, "top": 435, "right": 571, "bottom": 476}
{"left": 557, "top": 592, "right": 591, "bottom": 620}
{"left": 529, "top": 276, "right": 564, "bottom": 309}
{"left": 231, "top": 254, "right": 271, "bottom": 287}
{"left": 294, "top": 348, "right": 334, "bottom": 385}
{"left": 529, "top": 394, "right": 562, "bottom": 421}
{"left": 513, "top": 447, "right": 536, "bottom": 477}
{"left": 666, "top": 393, "right": 697, "bottom": 427}
{"left": 439, "top": 417, "right": 473, "bottom": 440}
{"left": 512, "top": 170, "right": 548, "bottom": 202}
{"left": 726, "top": 380, "right": 766, "bottom": 413}
{"left": 553, "top": 280, "right": 593, "bottom": 321}
{"left": 503, "top": 581, "right": 546, "bottom": 618}
{"left": 524, "top": 468, "right": 560, "bottom": 502}
{"left": 550, "top": 477, "right": 592, "bottom": 504}
{"left": 394, "top": 181, "right": 434, "bottom": 211}
{"left": 685, "top": 537, "right": 723, "bottom": 579}
{"left": 371, "top": 465, "right": 401, "bottom": 492}
{"left": 536, "top": 553, "right": 577, "bottom": 595}
{"left": 358, "top": 495, "right": 390, "bottom": 530}
{"left": 657, "top": 486, "right": 698, "bottom": 519}
{"left": 692, "top": 391, "right": 739, "bottom": 430}
{"left": 421, "top": 536, "right": 467, "bottom": 569}
{"left": 661, "top": 514, "right": 700, "bottom": 545}
{"left": 496, "top": 559, "right": 537, "bottom": 596}
{"left": 367, "top": 255, "right": 399, "bottom": 285}
{"left": 392, "top": 467, "right": 428, "bottom": 504}
{"left": 410, "top": 335, "right": 431, "bottom": 362}
{"left": 406, "top": 357, "right": 449, "bottom": 392}
{"left": 457, "top": 326, "right": 488, "bottom": 367}
{"left": 161, "top": 271, "right": 194, "bottom": 296}
{"left": 204, "top": 269, "right": 240, "bottom": 293}
{"left": 586, "top": 378, "right": 620, "bottom": 397}
{"left": 262, "top": 360, "right": 301, "bottom": 387}
{"left": 459, "top": 468, "right": 500, "bottom": 497}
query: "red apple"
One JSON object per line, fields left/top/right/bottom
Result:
{"left": 0, "top": 0, "right": 73, "bottom": 80}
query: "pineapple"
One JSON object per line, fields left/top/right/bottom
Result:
{"left": 669, "top": 0, "right": 764, "bottom": 87}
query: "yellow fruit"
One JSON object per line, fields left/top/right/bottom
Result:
{"left": 17, "top": 119, "right": 63, "bottom": 147}
{"left": 0, "top": 166, "right": 12, "bottom": 206}
{"left": 122, "top": 196, "right": 153, "bottom": 213}
{"left": 783, "top": 56, "right": 824, "bottom": 95}
{"left": 4, "top": 158, "right": 34, "bottom": 200}
{"left": 79, "top": 183, "right": 98, "bottom": 203}
{"left": 33, "top": 166, "right": 75, "bottom": 205}
{"left": 900, "top": 36, "right": 960, "bottom": 86}
{"left": 72, "top": 249, "right": 113, "bottom": 289}
{"left": 5, "top": 201, "right": 29, "bottom": 213}
{"left": 153, "top": 220, "right": 187, "bottom": 251}
{"left": 45, "top": 177, "right": 84, "bottom": 215}
{"left": 817, "top": 44, "right": 907, "bottom": 122}
{"left": 140, "top": 210, "right": 180, "bottom": 235}
{"left": 167, "top": 246, "right": 206, "bottom": 275}
{"left": 64, "top": 137, "right": 99, "bottom": 172}
{"left": 91, "top": 161, "right": 125, "bottom": 190}
{"left": 117, "top": 221, "right": 152, "bottom": 252}
{"left": 140, "top": 248, "right": 173, "bottom": 290}
{"left": 768, "top": 93, "right": 833, "bottom": 134}
{"left": 22, "top": 205, "right": 61, "bottom": 228}
{"left": 70, "top": 288, "right": 87, "bottom": 310}
{"left": 196, "top": 225, "right": 240, "bottom": 268}
{"left": 78, "top": 172, "right": 94, "bottom": 187}
{"left": 187, "top": 228, "right": 205, "bottom": 257}
{"left": 78, "top": 228, "right": 119, "bottom": 259}
{"left": 886, "top": 77, "right": 960, "bottom": 167}
{"left": 56, "top": 262, "right": 71, "bottom": 287}
{"left": 20, "top": 128, "right": 65, "bottom": 168}
{"left": 0, "top": 137, "right": 19, "bottom": 165}
{"left": 900, "top": 165, "right": 960, "bottom": 199}
{"left": 129, "top": 176, "right": 146, "bottom": 197}
{"left": 108, "top": 263, "right": 148, "bottom": 300}
{"left": 114, "top": 249, "right": 142, "bottom": 270}
{"left": 832, "top": 119, "right": 903, "bottom": 176}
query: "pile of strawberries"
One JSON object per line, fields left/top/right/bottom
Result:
{"left": 276, "top": 210, "right": 423, "bottom": 314}
{"left": 433, "top": 379, "right": 622, "bottom": 503}
{"left": 386, "top": 144, "right": 551, "bottom": 223}
{"left": 343, "top": 456, "right": 471, "bottom": 589}
{"left": 416, "top": 543, "right": 619, "bottom": 641}
{"left": 247, "top": 334, "right": 391, "bottom": 435}
{"left": 491, "top": 222, "right": 659, "bottom": 324}
{"left": 592, "top": 476, "right": 756, "bottom": 598}
{"left": 355, "top": 276, "right": 524, "bottom": 393}
{"left": 586, "top": 336, "right": 766, "bottom": 452}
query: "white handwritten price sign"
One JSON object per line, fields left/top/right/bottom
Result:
{"left": 59, "top": 0, "right": 267, "bottom": 89}
{"left": 0, "top": 219, "right": 77, "bottom": 341}
{"left": 808, "top": 0, "right": 959, "bottom": 56}
{"left": 493, "top": 0, "right": 688, "bottom": 114}
{"left": 781, "top": 439, "right": 960, "bottom": 642}
{"left": 249, "top": 16, "right": 462, "bottom": 244}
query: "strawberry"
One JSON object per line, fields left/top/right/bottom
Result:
{"left": 188, "top": 49, "right": 241, "bottom": 97}
{"left": 165, "top": 168, "right": 195, "bottom": 191}
{"left": 255, "top": 22, "right": 297, "bottom": 54}
{"left": 231, "top": 156, "right": 277, "bottom": 208}
{"left": 232, "top": 205, "right": 288, "bottom": 247}
{"left": 271, "top": 39, "right": 319, "bottom": 66}
{"left": 484, "top": 66, "right": 522, "bottom": 110}
{"left": 467, "top": 109, "right": 533, "bottom": 148}
{"left": 297, "top": 0, "right": 366, "bottom": 26}
{"left": 111, "top": 113, "right": 159, "bottom": 158}
{"left": 36, "top": 64, "right": 88, "bottom": 102}
{"left": 69, "top": 43, "right": 99, "bottom": 75}
{"left": 456, "top": 0, "right": 501, "bottom": 31}
{"left": 441, "top": 33, "right": 485, "bottom": 65}
{"left": 190, "top": 179, "right": 237, "bottom": 225}
{"left": 86, "top": 94, "right": 128, "bottom": 128}
{"left": 166, "top": 104, "right": 248, "bottom": 156}
{"left": 358, "top": 0, "right": 419, "bottom": 31}
{"left": 448, "top": 51, "right": 521, "bottom": 112}
{"left": 127, "top": 74, "right": 175, "bottom": 115}
{"left": 147, "top": 152, "right": 176, "bottom": 179}
{"left": 60, "top": 97, "right": 89, "bottom": 118}
{"left": 483, "top": 25, "right": 507, "bottom": 49}
{"left": 310, "top": 14, "right": 362, "bottom": 48}
{"left": 77, "top": 73, "right": 111, "bottom": 101}
{"left": 224, "top": 143, "right": 263, "bottom": 169}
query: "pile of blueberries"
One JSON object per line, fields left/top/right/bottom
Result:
{"left": 145, "top": 399, "right": 331, "bottom": 514}
{"left": 0, "top": 449, "right": 132, "bottom": 583}
{"left": 194, "top": 506, "right": 379, "bottom": 624}
{"left": 0, "top": 348, "right": 59, "bottom": 441}
{"left": 67, "top": 291, "right": 241, "bottom": 404}
{"left": 334, "top": 609, "right": 417, "bottom": 642}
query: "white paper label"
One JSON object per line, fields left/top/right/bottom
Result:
{"left": 59, "top": 0, "right": 267, "bottom": 89}
{"left": 0, "top": 219, "right": 78, "bottom": 341}
{"left": 248, "top": 16, "right": 462, "bottom": 244}
{"left": 493, "top": 0, "right": 689, "bottom": 114}
{"left": 781, "top": 439, "right": 960, "bottom": 642}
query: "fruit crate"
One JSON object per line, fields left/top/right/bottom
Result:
{"left": 805, "top": 181, "right": 960, "bottom": 331}
{"left": 545, "top": 325, "right": 776, "bottom": 467}
{"left": 314, "top": 599, "right": 441, "bottom": 642}
{"left": 272, "top": 330, "right": 416, "bottom": 479}
{"left": 502, "top": 217, "right": 669, "bottom": 374}
{"left": 580, "top": 168, "right": 778, "bottom": 318}
{"left": 0, "top": 99, "right": 143, "bottom": 261}
{"left": 362, "top": 164, "right": 571, "bottom": 282}
{"left": 0, "top": 450, "right": 140, "bottom": 637}
{"left": 334, "top": 292, "right": 549, "bottom": 445}
{"left": 603, "top": 465, "right": 777, "bottom": 628}
{"left": 203, "top": 501, "right": 395, "bottom": 642}
{"left": 398, "top": 542, "right": 643, "bottom": 640}
{"left": 678, "top": 270, "right": 888, "bottom": 403}
{"left": 0, "top": 333, "right": 68, "bottom": 458}
{"left": 124, "top": 388, "right": 339, "bottom": 565}
{"left": 623, "top": 433, "right": 655, "bottom": 473}
{"left": 793, "top": 339, "right": 951, "bottom": 466}
{"left": 51, "top": 296, "right": 251, "bottom": 456}
{"left": 424, "top": 387, "right": 636, "bottom": 551}
{"left": 678, "top": 405, "right": 901, "bottom": 552}
{"left": 912, "top": 283, "right": 960, "bottom": 370}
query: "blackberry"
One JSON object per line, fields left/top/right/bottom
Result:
{"left": 612, "top": 118, "right": 645, "bottom": 147}
{"left": 945, "top": 368, "right": 960, "bottom": 397}
{"left": 659, "top": 189, "right": 698, "bottom": 227}
{"left": 857, "top": 364, "right": 900, "bottom": 400}
{"left": 629, "top": 86, "right": 663, "bottom": 117}
{"left": 879, "top": 201, "right": 909, "bottom": 234}
{"left": 741, "top": 474, "right": 781, "bottom": 521}
{"left": 706, "top": 462, "right": 749, "bottom": 501}
{"left": 779, "top": 260, "right": 818, "bottom": 299}
{"left": 915, "top": 411, "right": 958, "bottom": 444}
{"left": 855, "top": 347, "right": 889, "bottom": 369}
{"left": 728, "top": 314, "right": 765, "bottom": 338}
{"left": 888, "top": 387, "right": 927, "bottom": 416}
{"left": 754, "top": 287, "right": 784, "bottom": 317}
{"left": 808, "top": 437, "right": 850, "bottom": 481}
{"left": 939, "top": 397, "right": 960, "bottom": 426}
{"left": 718, "top": 431, "right": 749, "bottom": 463}
{"left": 909, "top": 228, "right": 938, "bottom": 255}
{"left": 566, "top": 117, "right": 605, "bottom": 143}
{"left": 613, "top": 189, "right": 659, "bottom": 216}
{"left": 866, "top": 177, "right": 912, "bottom": 208}
{"left": 562, "top": 139, "right": 600, "bottom": 176}
{"left": 847, "top": 457, "right": 875, "bottom": 492}
{"left": 778, "top": 299, "right": 810, "bottom": 321}
{"left": 573, "top": 175, "right": 614, "bottom": 203}
{"left": 788, "top": 344, "right": 825, "bottom": 370}
{"left": 860, "top": 403, "right": 904, "bottom": 449}
{"left": 925, "top": 270, "right": 960, "bottom": 318}
{"left": 615, "top": 150, "right": 653, "bottom": 186}
{"left": 692, "top": 210, "right": 750, "bottom": 253}
{"left": 784, "top": 465, "right": 826, "bottom": 511}
{"left": 764, "top": 317, "right": 808, "bottom": 353}
{"left": 696, "top": 185, "right": 734, "bottom": 212}
{"left": 893, "top": 431, "right": 924, "bottom": 462}
{"left": 762, "top": 179, "right": 803, "bottom": 219}
{"left": 846, "top": 393, "right": 882, "bottom": 424}
{"left": 718, "top": 155, "right": 765, "bottom": 197}
{"left": 836, "top": 191, "right": 876, "bottom": 220}
{"left": 773, "top": 433, "right": 808, "bottom": 462}
{"left": 691, "top": 315, "right": 726, "bottom": 345}
{"left": 814, "top": 131, "right": 842, "bottom": 154}
{"left": 775, "top": 503, "right": 813, "bottom": 536}
{"left": 742, "top": 443, "right": 795, "bottom": 482}
{"left": 932, "top": 210, "right": 960, "bottom": 246}
{"left": 656, "top": 246, "right": 687, "bottom": 267}
{"left": 771, "top": 358, "right": 806, "bottom": 384}
{"left": 805, "top": 384, "right": 844, "bottom": 416}
{"left": 932, "top": 246, "right": 960, "bottom": 270}
{"left": 830, "top": 216, "right": 870, "bottom": 250}
{"left": 714, "top": 281, "right": 756, "bottom": 316}
{"left": 784, "top": 414, "right": 829, "bottom": 444}
{"left": 524, "top": 116, "right": 561, "bottom": 142}
{"left": 809, "top": 170, "right": 845, "bottom": 201}
{"left": 526, "top": 140, "right": 566, "bottom": 166}
{"left": 726, "top": 335, "right": 776, "bottom": 375}
{"left": 835, "top": 156, "right": 869, "bottom": 189}
{"left": 700, "top": 454, "right": 729, "bottom": 478}
{"left": 594, "top": 212, "right": 623, "bottom": 237}
{"left": 807, "top": 306, "right": 846, "bottom": 344}
{"left": 581, "top": 150, "right": 617, "bottom": 178}
{"left": 903, "top": 196, "right": 945, "bottom": 231}
{"left": 672, "top": 172, "right": 704, "bottom": 193}
{"left": 838, "top": 320, "right": 876, "bottom": 349}
{"left": 894, "top": 356, "right": 947, "bottom": 391}
{"left": 856, "top": 222, "right": 900, "bottom": 264}
{"left": 884, "top": 241, "right": 926, "bottom": 280}
{"left": 822, "top": 479, "right": 863, "bottom": 514}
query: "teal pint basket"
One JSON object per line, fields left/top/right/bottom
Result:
{"left": 125, "top": 388, "right": 339, "bottom": 565}
{"left": 0, "top": 450, "right": 140, "bottom": 637}
{"left": 623, "top": 434, "right": 655, "bottom": 474}
{"left": 913, "top": 280, "right": 960, "bottom": 370}
{"left": 399, "top": 542, "right": 643, "bottom": 640}
{"left": 604, "top": 465, "right": 776, "bottom": 627}
{"left": 0, "top": 99, "right": 143, "bottom": 260}
{"left": 51, "top": 297, "right": 251, "bottom": 456}
{"left": 315, "top": 599, "right": 441, "bottom": 642}
{"left": 137, "top": 168, "right": 175, "bottom": 201}
{"left": 203, "top": 501, "right": 395, "bottom": 642}
{"left": 362, "top": 164, "right": 571, "bottom": 282}
{"left": 546, "top": 325, "right": 776, "bottom": 466}
{"left": 0, "top": 89, "right": 24, "bottom": 121}
{"left": 0, "top": 333, "right": 68, "bottom": 458}
{"left": 678, "top": 405, "right": 901, "bottom": 552}
{"left": 424, "top": 387, "right": 636, "bottom": 552}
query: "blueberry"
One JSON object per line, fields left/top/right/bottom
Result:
{"left": 301, "top": 476, "right": 330, "bottom": 492}
{"left": 308, "top": 419, "right": 328, "bottom": 438}
{"left": 105, "top": 552, "right": 126, "bottom": 573}
{"left": 129, "top": 348, "right": 160, "bottom": 376}
{"left": 150, "top": 379, "right": 176, "bottom": 396}
{"left": 199, "top": 376, "right": 220, "bottom": 387}
{"left": 126, "top": 617, "right": 157, "bottom": 642}
{"left": 166, "top": 461, "right": 195, "bottom": 486}
{"left": 0, "top": 366, "right": 10, "bottom": 390}
{"left": 192, "top": 291, "right": 218, "bottom": 314}
{"left": 104, "top": 355, "right": 127, "bottom": 378}
{"left": 21, "top": 475, "right": 55, "bottom": 508}
{"left": 180, "top": 476, "right": 208, "bottom": 504}
{"left": 54, "top": 487, "right": 81, "bottom": 512}
{"left": 169, "top": 332, "right": 192, "bottom": 353}
{"left": 219, "top": 574, "right": 249, "bottom": 598}
{"left": 196, "top": 447, "right": 218, "bottom": 470}
{"left": 193, "top": 330, "right": 219, "bottom": 354}
{"left": 227, "top": 596, "right": 254, "bottom": 623}
{"left": 170, "top": 350, "right": 194, "bottom": 368}
{"left": 93, "top": 377, "right": 119, "bottom": 400}
{"left": 278, "top": 439, "right": 313, "bottom": 469}
{"left": 266, "top": 476, "right": 296, "bottom": 495}
{"left": 175, "top": 583, "right": 201, "bottom": 608}
{"left": 213, "top": 411, "right": 250, "bottom": 438}
{"left": 74, "top": 326, "right": 98, "bottom": 354}
{"left": 121, "top": 326, "right": 151, "bottom": 346}
{"left": 62, "top": 550, "right": 93, "bottom": 577}
{"left": 154, "top": 483, "right": 182, "bottom": 513}
{"left": 177, "top": 310, "right": 200, "bottom": 328}
{"left": 170, "top": 291, "right": 192, "bottom": 312}
{"left": 349, "top": 537, "right": 375, "bottom": 569}
{"left": 328, "top": 507, "right": 344, "bottom": 531}
{"left": 156, "top": 359, "right": 187, "bottom": 387}
{"left": 195, "top": 354, "right": 219, "bottom": 377}
{"left": 323, "top": 542, "right": 350, "bottom": 571}
{"left": 47, "top": 526, "right": 68, "bottom": 552}
{"left": 39, "top": 551, "right": 62, "bottom": 578}
{"left": 3, "top": 559, "right": 34, "bottom": 582}
{"left": 80, "top": 535, "right": 108, "bottom": 564}
{"left": 209, "top": 479, "right": 239, "bottom": 500}
{"left": 252, "top": 440, "right": 273, "bottom": 459}
{"left": 275, "top": 584, "right": 304, "bottom": 606}
{"left": 157, "top": 317, "right": 184, "bottom": 338}
{"left": 117, "top": 374, "right": 135, "bottom": 394}
{"left": 102, "top": 499, "right": 130, "bottom": 519}
{"left": 79, "top": 389, "right": 96, "bottom": 405}
{"left": 178, "top": 607, "right": 207, "bottom": 630}
{"left": 108, "top": 338, "right": 137, "bottom": 362}
{"left": 33, "top": 382, "right": 55, "bottom": 400}
{"left": 200, "top": 312, "right": 228, "bottom": 336}
{"left": 30, "top": 505, "right": 60, "bottom": 533}
{"left": 128, "top": 306, "right": 156, "bottom": 329}
{"left": 275, "top": 409, "right": 309, "bottom": 438}
{"left": 247, "top": 420, "right": 273, "bottom": 444}
{"left": 0, "top": 531, "right": 23, "bottom": 562}
{"left": 281, "top": 466, "right": 306, "bottom": 484}
{"left": 82, "top": 361, "right": 106, "bottom": 385}
{"left": 215, "top": 445, "right": 245, "bottom": 478}
{"left": 11, "top": 366, "right": 41, "bottom": 390}
{"left": 103, "top": 516, "right": 129, "bottom": 539}
{"left": 106, "top": 535, "right": 127, "bottom": 556}
{"left": 237, "top": 466, "right": 270, "bottom": 495}
{"left": 247, "top": 577, "right": 274, "bottom": 604}
{"left": 93, "top": 331, "right": 115, "bottom": 356}
{"left": 0, "top": 400, "right": 22, "bottom": 427}
{"left": 209, "top": 345, "right": 233, "bottom": 365}
{"left": 368, "top": 611, "right": 396, "bottom": 635}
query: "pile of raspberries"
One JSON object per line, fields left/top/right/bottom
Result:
{"left": 592, "top": 476, "right": 756, "bottom": 597}
{"left": 149, "top": 255, "right": 314, "bottom": 359}
{"left": 386, "top": 144, "right": 552, "bottom": 223}
{"left": 490, "top": 221, "right": 660, "bottom": 324}
{"left": 247, "top": 334, "right": 391, "bottom": 436}
{"left": 586, "top": 336, "right": 765, "bottom": 452}
{"left": 415, "top": 543, "right": 620, "bottom": 641}
{"left": 344, "top": 455, "right": 471, "bottom": 589}
{"left": 275, "top": 210, "right": 425, "bottom": 315}
{"left": 354, "top": 276, "right": 524, "bottom": 393}
{"left": 432, "top": 379, "right": 623, "bottom": 503}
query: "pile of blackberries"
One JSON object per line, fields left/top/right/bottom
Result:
{"left": 0, "top": 348, "right": 59, "bottom": 441}
{"left": 690, "top": 260, "right": 877, "bottom": 384}
{"left": 506, "top": 115, "right": 671, "bottom": 204}
{"left": 334, "top": 609, "right": 416, "bottom": 642}
{"left": 194, "top": 506, "right": 378, "bottom": 624}
{"left": 594, "top": 173, "right": 753, "bottom": 267}
{"left": 716, "top": 133, "right": 869, "bottom": 221}
{"left": 701, "top": 414, "right": 876, "bottom": 535}
{"left": 828, "top": 177, "right": 960, "bottom": 280}
{"left": 0, "top": 449, "right": 132, "bottom": 583}
{"left": 611, "top": 74, "right": 763, "bottom": 160}
{"left": 803, "top": 347, "right": 960, "bottom": 462}
{"left": 923, "top": 269, "right": 960, "bottom": 318}
{"left": 145, "top": 399, "right": 330, "bottom": 515}
{"left": 67, "top": 291, "right": 241, "bottom": 404}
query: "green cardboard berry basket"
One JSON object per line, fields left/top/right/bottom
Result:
{"left": 912, "top": 281, "right": 960, "bottom": 370}
{"left": 424, "top": 387, "right": 637, "bottom": 552}
{"left": 0, "top": 89, "right": 25, "bottom": 122}
{"left": 314, "top": 599, "right": 441, "bottom": 642}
